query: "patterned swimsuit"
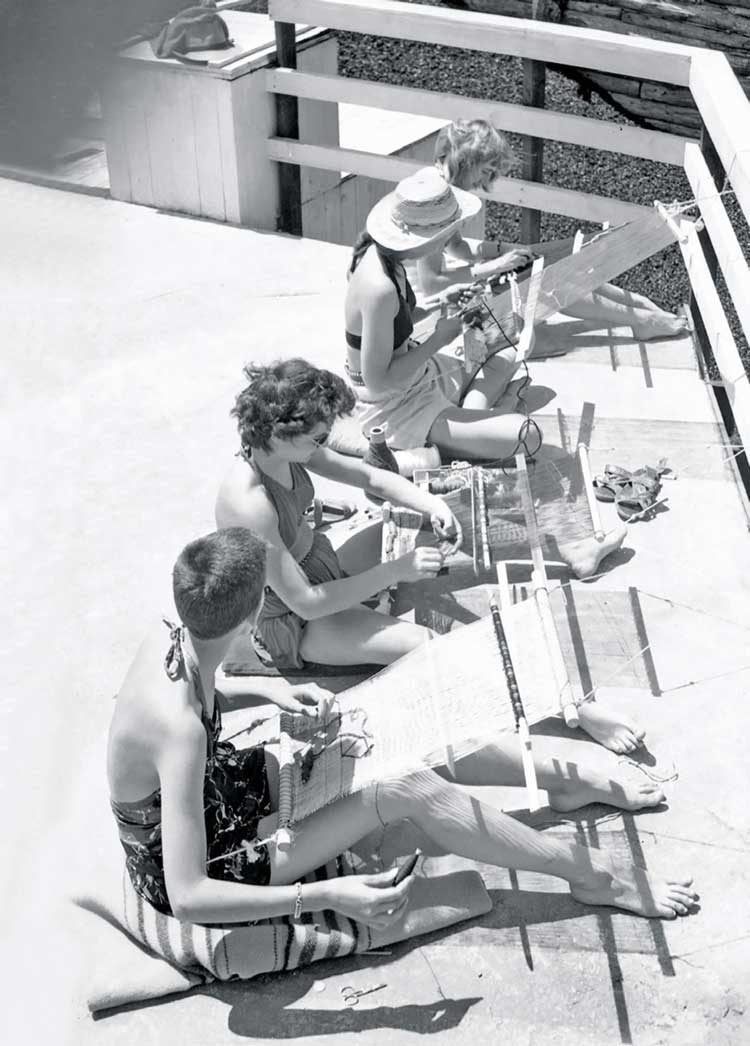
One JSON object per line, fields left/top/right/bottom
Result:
{"left": 110, "top": 622, "right": 273, "bottom": 917}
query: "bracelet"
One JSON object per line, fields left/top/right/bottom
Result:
{"left": 293, "top": 881, "right": 303, "bottom": 921}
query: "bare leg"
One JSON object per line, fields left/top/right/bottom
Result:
{"left": 434, "top": 734, "right": 661, "bottom": 811}
{"left": 300, "top": 606, "right": 429, "bottom": 666}
{"left": 428, "top": 406, "right": 530, "bottom": 461}
{"left": 561, "top": 289, "right": 687, "bottom": 339}
{"left": 461, "top": 348, "right": 519, "bottom": 411}
{"left": 267, "top": 765, "right": 697, "bottom": 919}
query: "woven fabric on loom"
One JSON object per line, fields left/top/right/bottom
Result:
{"left": 278, "top": 600, "right": 564, "bottom": 825}
{"left": 429, "top": 461, "right": 593, "bottom": 562}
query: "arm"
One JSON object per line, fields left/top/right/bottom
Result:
{"left": 359, "top": 283, "right": 462, "bottom": 396}
{"left": 220, "top": 488, "right": 442, "bottom": 620}
{"left": 310, "top": 449, "right": 462, "bottom": 547}
{"left": 159, "top": 715, "right": 330, "bottom": 923}
{"left": 159, "top": 717, "right": 413, "bottom": 924}
{"left": 418, "top": 238, "right": 538, "bottom": 300}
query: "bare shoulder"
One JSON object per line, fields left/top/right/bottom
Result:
{"left": 108, "top": 621, "right": 204, "bottom": 795}
{"left": 215, "top": 457, "right": 277, "bottom": 534}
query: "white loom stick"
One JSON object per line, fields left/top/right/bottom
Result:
{"left": 577, "top": 443, "right": 606, "bottom": 542}
{"left": 531, "top": 569, "right": 580, "bottom": 729}
{"left": 427, "top": 631, "right": 456, "bottom": 778}
{"left": 572, "top": 229, "right": 585, "bottom": 253}
{"left": 516, "top": 256, "right": 545, "bottom": 364}
{"left": 493, "top": 565, "right": 541, "bottom": 812}
{"left": 514, "top": 453, "right": 547, "bottom": 581}
{"left": 275, "top": 716, "right": 295, "bottom": 849}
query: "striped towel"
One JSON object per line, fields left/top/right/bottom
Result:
{"left": 75, "top": 846, "right": 491, "bottom": 1012}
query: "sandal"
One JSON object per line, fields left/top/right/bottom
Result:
{"left": 593, "top": 463, "right": 665, "bottom": 504}
{"left": 304, "top": 498, "right": 356, "bottom": 529}
{"left": 613, "top": 480, "right": 662, "bottom": 521}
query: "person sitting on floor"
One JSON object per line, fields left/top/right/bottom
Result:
{"left": 419, "top": 118, "right": 687, "bottom": 342}
{"left": 215, "top": 357, "right": 460, "bottom": 671}
{"left": 107, "top": 526, "right": 699, "bottom": 927}
{"left": 344, "top": 166, "right": 529, "bottom": 464}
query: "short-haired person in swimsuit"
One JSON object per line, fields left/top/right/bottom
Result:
{"left": 108, "top": 527, "right": 699, "bottom": 927}
{"left": 215, "top": 358, "right": 462, "bottom": 670}
{"left": 419, "top": 119, "right": 687, "bottom": 340}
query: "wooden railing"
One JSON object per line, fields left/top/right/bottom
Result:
{"left": 266, "top": 0, "right": 750, "bottom": 457}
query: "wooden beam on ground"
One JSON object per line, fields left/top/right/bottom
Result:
{"left": 269, "top": 0, "right": 695, "bottom": 84}
{"left": 267, "top": 138, "right": 653, "bottom": 224}
{"left": 267, "top": 69, "right": 687, "bottom": 164}
{"left": 683, "top": 141, "right": 750, "bottom": 350}
{"left": 678, "top": 219, "right": 750, "bottom": 455}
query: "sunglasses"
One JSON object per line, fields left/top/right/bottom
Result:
{"left": 308, "top": 430, "right": 329, "bottom": 447}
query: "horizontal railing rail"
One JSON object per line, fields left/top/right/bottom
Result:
{"left": 267, "top": 0, "right": 750, "bottom": 462}
{"left": 268, "top": 137, "right": 653, "bottom": 223}
{"left": 267, "top": 68, "right": 688, "bottom": 165}
{"left": 270, "top": 0, "right": 697, "bottom": 83}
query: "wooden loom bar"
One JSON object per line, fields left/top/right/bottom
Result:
{"left": 269, "top": 0, "right": 695, "bottom": 84}
{"left": 516, "top": 255, "right": 545, "bottom": 364}
{"left": 267, "top": 138, "right": 652, "bottom": 224}
{"left": 515, "top": 453, "right": 547, "bottom": 581}
{"left": 514, "top": 456, "right": 579, "bottom": 727}
{"left": 476, "top": 469, "right": 492, "bottom": 571}
{"left": 531, "top": 570, "right": 581, "bottom": 728}
{"left": 492, "top": 563, "right": 541, "bottom": 811}
{"left": 267, "top": 68, "right": 687, "bottom": 164}
{"left": 577, "top": 443, "right": 606, "bottom": 541}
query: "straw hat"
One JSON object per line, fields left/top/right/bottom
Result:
{"left": 366, "top": 167, "right": 482, "bottom": 253}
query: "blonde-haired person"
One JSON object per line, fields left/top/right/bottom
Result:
{"left": 419, "top": 119, "right": 686, "bottom": 340}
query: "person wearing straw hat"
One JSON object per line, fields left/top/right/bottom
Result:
{"left": 344, "top": 166, "right": 526, "bottom": 461}
{"left": 418, "top": 119, "right": 688, "bottom": 339}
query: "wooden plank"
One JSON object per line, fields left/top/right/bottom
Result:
{"left": 189, "top": 75, "right": 227, "bottom": 222}
{"left": 142, "top": 67, "right": 201, "bottom": 215}
{"left": 520, "top": 0, "right": 547, "bottom": 245}
{"left": 267, "top": 69, "right": 687, "bottom": 165}
{"left": 683, "top": 144, "right": 750, "bottom": 351}
{"left": 269, "top": 0, "right": 695, "bottom": 85}
{"left": 216, "top": 78, "right": 242, "bottom": 225}
{"left": 678, "top": 219, "right": 750, "bottom": 454}
{"left": 100, "top": 71, "right": 132, "bottom": 202}
{"left": 267, "top": 139, "right": 653, "bottom": 223}
{"left": 689, "top": 52, "right": 750, "bottom": 223}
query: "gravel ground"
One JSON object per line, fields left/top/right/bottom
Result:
{"left": 248, "top": 1, "right": 750, "bottom": 367}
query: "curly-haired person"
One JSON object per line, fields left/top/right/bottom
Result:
{"left": 215, "top": 358, "right": 462, "bottom": 669}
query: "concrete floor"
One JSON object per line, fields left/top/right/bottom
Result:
{"left": 3, "top": 176, "right": 750, "bottom": 1046}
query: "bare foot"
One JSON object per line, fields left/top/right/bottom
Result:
{"left": 570, "top": 852, "right": 698, "bottom": 918}
{"left": 631, "top": 310, "right": 688, "bottom": 341}
{"left": 549, "top": 762, "right": 663, "bottom": 813}
{"left": 576, "top": 700, "right": 645, "bottom": 754}
{"left": 557, "top": 524, "right": 627, "bottom": 579}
